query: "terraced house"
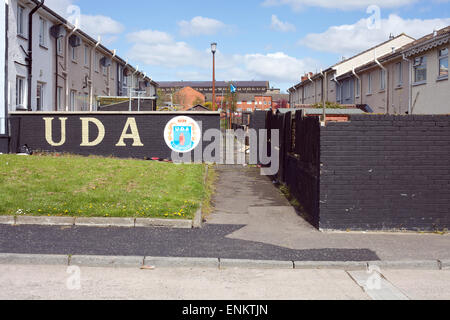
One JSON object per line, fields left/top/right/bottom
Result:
{"left": 288, "top": 33, "right": 416, "bottom": 112}
{"left": 5, "top": 0, "right": 157, "bottom": 115}
{"left": 289, "top": 27, "right": 450, "bottom": 115}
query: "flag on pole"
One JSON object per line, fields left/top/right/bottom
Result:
{"left": 230, "top": 84, "right": 237, "bottom": 93}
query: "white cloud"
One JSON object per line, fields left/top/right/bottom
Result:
{"left": 127, "top": 30, "right": 173, "bottom": 44}
{"left": 236, "top": 52, "right": 318, "bottom": 82}
{"left": 78, "top": 15, "right": 124, "bottom": 40}
{"left": 127, "top": 30, "right": 208, "bottom": 68}
{"left": 44, "top": 0, "right": 124, "bottom": 42}
{"left": 270, "top": 15, "right": 296, "bottom": 32}
{"left": 178, "top": 16, "right": 227, "bottom": 36}
{"left": 299, "top": 14, "right": 450, "bottom": 56}
{"left": 262, "top": 0, "right": 419, "bottom": 10}
{"left": 127, "top": 29, "right": 317, "bottom": 83}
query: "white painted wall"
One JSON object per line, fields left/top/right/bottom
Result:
{"left": 412, "top": 45, "right": 450, "bottom": 114}
{"left": 0, "top": 0, "right": 5, "bottom": 134}
{"left": 8, "top": 0, "right": 56, "bottom": 112}
{"left": 334, "top": 35, "right": 415, "bottom": 77}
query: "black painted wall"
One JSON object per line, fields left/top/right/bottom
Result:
{"left": 267, "top": 112, "right": 450, "bottom": 231}
{"left": 0, "top": 136, "right": 8, "bottom": 153}
{"left": 8, "top": 112, "right": 220, "bottom": 160}
{"left": 320, "top": 115, "right": 450, "bottom": 231}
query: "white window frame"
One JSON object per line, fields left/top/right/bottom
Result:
{"left": 82, "top": 93, "right": 89, "bottom": 111}
{"left": 84, "top": 45, "right": 90, "bottom": 66}
{"left": 396, "top": 62, "right": 403, "bottom": 86}
{"left": 345, "top": 81, "right": 351, "bottom": 99}
{"left": 355, "top": 78, "right": 360, "bottom": 97}
{"left": 17, "top": 5, "right": 25, "bottom": 37}
{"left": 70, "top": 90, "right": 76, "bottom": 111}
{"left": 71, "top": 45, "right": 77, "bottom": 61}
{"left": 413, "top": 56, "right": 427, "bottom": 84}
{"left": 36, "top": 82, "right": 44, "bottom": 111}
{"left": 380, "top": 69, "right": 386, "bottom": 91}
{"left": 94, "top": 52, "right": 99, "bottom": 72}
{"left": 16, "top": 77, "right": 25, "bottom": 107}
{"left": 367, "top": 73, "right": 372, "bottom": 94}
{"left": 438, "top": 47, "right": 448, "bottom": 79}
{"left": 39, "top": 17, "right": 47, "bottom": 47}
{"left": 102, "top": 57, "right": 108, "bottom": 76}
{"left": 57, "top": 37, "right": 63, "bottom": 55}
{"left": 57, "top": 87, "right": 63, "bottom": 111}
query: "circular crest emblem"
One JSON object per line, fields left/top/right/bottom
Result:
{"left": 164, "top": 116, "right": 201, "bottom": 153}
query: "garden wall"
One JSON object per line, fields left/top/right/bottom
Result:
{"left": 320, "top": 115, "right": 450, "bottom": 231}
{"left": 268, "top": 112, "right": 450, "bottom": 231}
{"left": 8, "top": 112, "right": 220, "bottom": 160}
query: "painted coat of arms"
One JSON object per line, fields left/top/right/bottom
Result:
{"left": 164, "top": 116, "right": 201, "bottom": 153}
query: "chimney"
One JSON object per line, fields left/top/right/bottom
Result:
{"left": 433, "top": 29, "right": 438, "bottom": 37}
{"left": 389, "top": 33, "right": 394, "bottom": 40}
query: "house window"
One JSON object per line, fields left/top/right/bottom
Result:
{"left": 84, "top": 46, "right": 90, "bottom": 66}
{"left": 345, "top": 82, "right": 351, "bottom": 99}
{"left": 111, "top": 62, "right": 115, "bottom": 80}
{"left": 355, "top": 79, "right": 360, "bottom": 97}
{"left": 439, "top": 48, "right": 448, "bottom": 78}
{"left": 57, "top": 37, "right": 63, "bottom": 55}
{"left": 39, "top": 18, "right": 47, "bottom": 47}
{"left": 367, "top": 73, "right": 372, "bottom": 94}
{"left": 57, "top": 87, "right": 63, "bottom": 110}
{"left": 414, "top": 56, "right": 427, "bottom": 83}
{"left": 70, "top": 91, "right": 76, "bottom": 111}
{"left": 336, "top": 85, "right": 341, "bottom": 102}
{"left": 82, "top": 93, "right": 89, "bottom": 111}
{"left": 380, "top": 69, "right": 386, "bottom": 90}
{"left": 71, "top": 45, "right": 77, "bottom": 61}
{"left": 17, "top": 5, "right": 25, "bottom": 37}
{"left": 36, "top": 83, "right": 45, "bottom": 111}
{"left": 396, "top": 62, "right": 403, "bottom": 86}
{"left": 94, "top": 52, "right": 99, "bottom": 72}
{"left": 16, "top": 77, "right": 25, "bottom": 107}
{"left": 102, "top": 58, "right": 108, "bottom": 75}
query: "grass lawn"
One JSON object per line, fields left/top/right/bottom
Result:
{"left": 0, "top": 154, "right": 213, "bottom": 220}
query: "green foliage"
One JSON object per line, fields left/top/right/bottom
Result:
{"left": 204, "top": 102, "right": 213, "bottom": 110}
{"left": 311, "top": 101, "right": 347, "bottom": 109}
{"left": 192, "top": 97, "right": 204, "bottom": 106}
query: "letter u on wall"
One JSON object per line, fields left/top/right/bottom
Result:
{"left": 44, "top": 117, "right": 68, "bottom": 147}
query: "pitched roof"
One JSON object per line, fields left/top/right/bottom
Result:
{"left": 158, "top": 81, "right": 270, "bottom": 89}
{"left": 29, "top": 0, "right": 156, "bottom": 86}
{"left": 403, "top": 26, "right": 450, "bottom": 57}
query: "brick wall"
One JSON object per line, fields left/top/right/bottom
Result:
{"left": 320, "top": 115, "right": 450, "bottom": 231}
{"left": 8, "top": 112, "right": 220, "bottom": 160}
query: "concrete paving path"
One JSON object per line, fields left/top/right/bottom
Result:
{"left": 1, "top": 264, "right": 449, "bottom": 300}
{"left": 207, "top": 166, "right": 450, "bottom": 262}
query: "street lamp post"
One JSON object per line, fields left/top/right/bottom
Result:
{"left": 211, "top": 42, "right": 217, "bottom": 111}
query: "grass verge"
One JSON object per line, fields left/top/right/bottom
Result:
{"left": 0, "top": 153, "right": 213, "bottom": 220}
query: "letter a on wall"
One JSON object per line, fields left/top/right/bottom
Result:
{"left": 44, "top": 117, "right": 67, "bottom": 147}
{"left": 116, "top": 118, "right": 144, "bottom": 147}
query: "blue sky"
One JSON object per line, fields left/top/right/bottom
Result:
{"left": 47, "top": 0, "right": 450, "bottom": 92}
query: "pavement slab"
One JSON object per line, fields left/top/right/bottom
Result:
{"left": 0, "top": 264, "right": 369, "bottom": 300}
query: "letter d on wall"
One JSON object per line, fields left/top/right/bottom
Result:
{"left": 44, "top": 117, "right": 67, "bottom": 147}
{"left": 80, "top": 118, "right": 105, "bottom": 147}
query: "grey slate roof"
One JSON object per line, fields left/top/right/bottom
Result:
{"left": 158, "top": 81, "right": 270, "bottom": 89}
